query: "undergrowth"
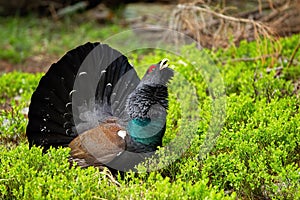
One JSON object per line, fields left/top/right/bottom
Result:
{"left": 0, "top": 15, "right": 122, "bottom": 63}
{"left": 0, "top": 15, "right": 299, "bottom": 199}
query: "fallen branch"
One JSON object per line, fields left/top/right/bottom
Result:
{"left": 175, "top": 4, "right": 273, "bottom": 34}
{"left": 57, "top": 1, "right": 88, "bottom": 17}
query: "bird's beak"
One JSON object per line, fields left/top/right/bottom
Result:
{"left": 159, "top": 58, "right": 169, "bottom": 70}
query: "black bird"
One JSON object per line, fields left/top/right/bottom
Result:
{"left": 26, "top": 42, "right": 173, "bottom": 171}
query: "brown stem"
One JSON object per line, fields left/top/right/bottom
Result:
{"left": 287, "top": 40, "right": 300, "bottom": 68}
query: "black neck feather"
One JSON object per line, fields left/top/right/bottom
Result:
{"left": 126, "top": 84, "right": 168, "bottom": 119}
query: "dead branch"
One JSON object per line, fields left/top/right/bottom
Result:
{"left": 177, "top": 4, "right": 267, "bottom": 26}
{"left": 287, "top": 40, "right": 300, "bottom": 68}
{"left": 169, "top": 3, "right": 279, "bottom": 53}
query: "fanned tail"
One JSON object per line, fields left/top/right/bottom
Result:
{"left": 26, "top": 42, "right": 139, "bottom": 150}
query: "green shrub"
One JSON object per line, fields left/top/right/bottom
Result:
{"left": 202, "top": 95, "right": 300, "bottom": 199}
{"left": 0, "top": 72, "right": 42, "bottom": 103}
{"left": 0, "top": 72, "right": 43, "bottom": 145}
{"left": 0, "top": 144, "right": 235, "bottom": 199}
{"left": 0, "top": 16, "right": 299, "bottom": 199}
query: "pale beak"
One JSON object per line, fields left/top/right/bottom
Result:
{"left": 159, "top": 58, "right": 169, "bottom": 70}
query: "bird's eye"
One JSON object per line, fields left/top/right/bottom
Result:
{"left": 147, "top": 65, "right": 156, "bottom": 73}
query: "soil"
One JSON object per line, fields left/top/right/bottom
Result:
{"left": 0, "top": 53, "right": 59, "bottom": 73}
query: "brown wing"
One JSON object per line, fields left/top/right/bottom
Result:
{"left": 69, "top": 121, "right": 126, "bottom": 167}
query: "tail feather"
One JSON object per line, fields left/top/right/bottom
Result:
{"left": 28, "top": 102, "right": 66, "bottom": 127}
{"left": 27, "top": 42, "right": 138, "bottom": 150}
{"left": 32, "top": 87, "right": 68, "bottom": 114}
{"left": 95, "top": 54, "right": 134, "bottom": 105}
{"left": 43, "top": 74, "right": 71, "bottom": 104}
{"left": 73, "top": 45, "right": 139, "bottom": 133}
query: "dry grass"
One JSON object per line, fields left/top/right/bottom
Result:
{"left": 167, "top": 0, "right": 300, "bottom": 64}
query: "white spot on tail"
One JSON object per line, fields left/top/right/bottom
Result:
{"left": 69, "top": 90, "right": 76, "bottom": 96}
{"left": 66, "top": 102, "right": 72, "bottom": 108}
{"left": 79, "top": 72, "right": 87, "bottom": 76}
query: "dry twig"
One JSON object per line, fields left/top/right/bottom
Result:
{"left": 287, "top": 40, "right": 300, "bottom": 68}
{"left": 100, "top": 167, "right": 121, "bottom": 187}
{"left": 168, "top": 1, "right": 285, "bottom": 65}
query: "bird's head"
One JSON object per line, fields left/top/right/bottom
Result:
{"left": 139, "top": 58, "right": 173, "bottom": 87}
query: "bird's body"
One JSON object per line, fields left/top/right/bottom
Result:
{"left": 26, "top": 42, "right": 173, "bottom": 171}
{"left": 69, "top": 117, "right": 125, "bottom": 167}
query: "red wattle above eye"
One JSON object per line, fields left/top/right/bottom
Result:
{"left": 148, "top": 65, "right": 156, "bottom": 73}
